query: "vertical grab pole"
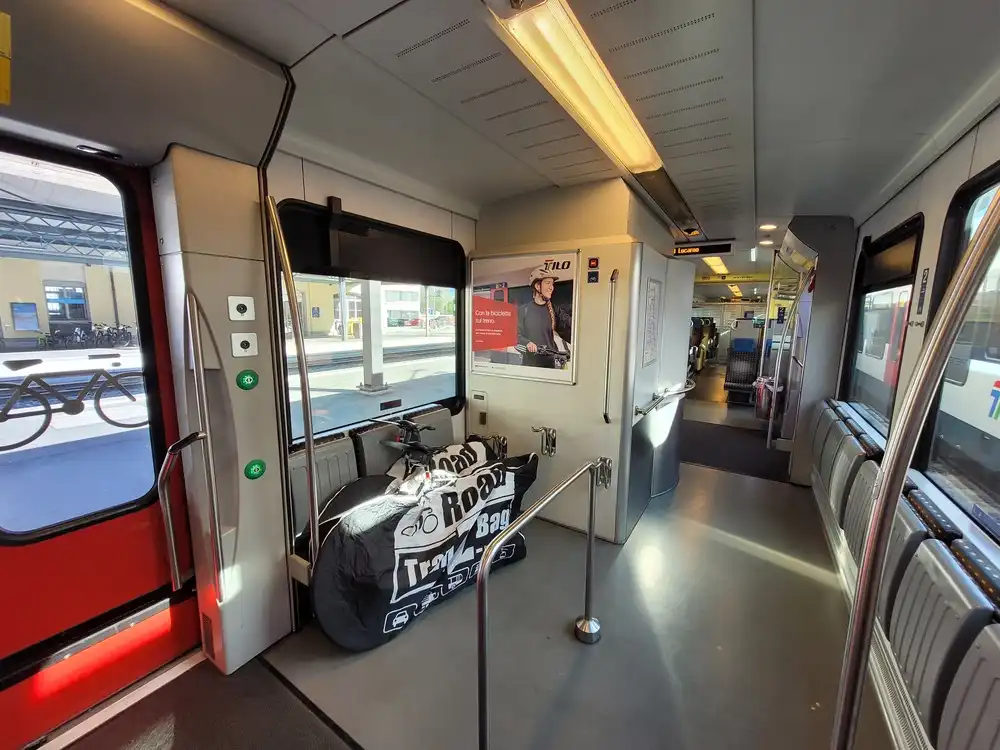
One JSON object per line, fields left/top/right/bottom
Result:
{"left": 830, "top": 189, "right": 1000, "bottom": 750}
{"left": 575, "top": 460, "right": 604, "bottom": 643}
{"left": 766, "top": 270, "right": 809, "bottom": 448}
{"left": 265, "top": 196, "right": 320, "bottom": 569}
{"left": 758, "top": 249, "right": 777, "bottom": 379}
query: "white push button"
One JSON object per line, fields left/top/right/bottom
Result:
{"left": 231, "top": 332, "right": 259, "bottom": 358}
{"left": 228, "top": 296, "right": 256, "bottom": 321}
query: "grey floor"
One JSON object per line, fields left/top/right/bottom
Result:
{"left": 70, "top": 660, "right": 352, "bottom": 749}
{"left": 264, "top": 464, "right": 892, "bottom": 750}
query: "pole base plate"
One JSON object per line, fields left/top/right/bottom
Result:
{"left": 574, "top": 616, "right": 601, "bottom": 644}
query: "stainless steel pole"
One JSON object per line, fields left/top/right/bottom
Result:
{"left": 478, "top": 461, "right": 596, "bottom": 750}
{"left": 766, "top": 270, "right": 810, "bottom": 448}
{"left": 574, "top": 464, "right": 601, "bottom": 643}
{"left": 758, "top": 249, "right": 777, "bottom": 379}
{"left": 830, "top": 188, "right": 1000, "bottom": 750}
{"left": 265, "top": 196, "right": 321, "bottom": 568}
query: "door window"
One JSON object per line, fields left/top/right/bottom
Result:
{"left": 0, "top": 151, "right": 155, "bottom": 535}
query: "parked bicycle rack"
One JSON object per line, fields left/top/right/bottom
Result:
{"left": 476, "top": 457, "right": 613, "bottom": 750}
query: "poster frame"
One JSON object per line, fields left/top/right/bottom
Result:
{"left": 469, "top": 249, "right": 581, "bottom": 385}
{"left": 641, "top": 277, "right": 662, "bottom": 368}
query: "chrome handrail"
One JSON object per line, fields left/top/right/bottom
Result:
{"left": 477, "top": 457, "right": 612, "bottom": 750}
{"left": 633, "top": 378, "right": 696, "bottom": 417}
{"left": 766, "top": 269, "right": 811, "bottom": 448}
{"left": 266, "top": 196, "right": 320, "bottom": 576}
{"left": 186, "top": 291, "right": 225, "bottom": 604}
{"left": 156, "top": 430, "right": 206, "bottom": 591}
{"left": 603, "top": 269, "right": 620, "bottom": 424}
{"left": 830, "top": 187, "right": 1000, "bottom": 750}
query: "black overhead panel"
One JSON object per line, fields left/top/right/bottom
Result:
{"left": 276, "top": 199, "right": 465, "bottom": 289}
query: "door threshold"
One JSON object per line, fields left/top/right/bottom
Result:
{"left": 34, "top": 649, "right": 205, "bottom": 750}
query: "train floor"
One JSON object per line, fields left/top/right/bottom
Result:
{"left": 65, "top": 464, "right": 891, "bottom": 750}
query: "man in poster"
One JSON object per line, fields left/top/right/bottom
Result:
{"left": 518, "top": 266, "right": 573, "bottom": 368}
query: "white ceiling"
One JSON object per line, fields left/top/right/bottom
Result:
{"left": 755, "top": 0, "right": 1000, "bottom": 223}
{"left": 159, "top": 0, "right": 1000, "bottom": 248}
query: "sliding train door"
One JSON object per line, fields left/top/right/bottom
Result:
{"left": 0, "top": 142, "right": 199, "bottom": 749}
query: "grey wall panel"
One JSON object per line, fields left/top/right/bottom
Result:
{"left": 353, "top": 407, "right": 456, "bottom": 477}
{"left": 288, "top": 437, "right": 358, "bottom": 536}
{"left": 938, "top": 625, "right": 1000, "bottom": 750}
{"left": 888, "top": 541, "right": 995, "bottom": 741}
{"left": 812, "top": 408, "right": 837, "bottom": 467}
{"left": 842, "top": 461, "right": 880, "bottom": 562}
{"left": 877, "top": 504, "right": 930, "bottom": 629}
{"left": 820, "top": 421, "right": 851, "bottom": 492}
{"left": 828, "top": 436, "right": 865, "bottom": 524}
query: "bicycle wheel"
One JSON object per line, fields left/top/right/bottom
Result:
{"left": 94, "top": 373, "right": 149, "bottom": 429}
{"left": 0, "top": 384, "right": 52, "bottom": 451}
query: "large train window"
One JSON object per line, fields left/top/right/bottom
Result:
{"left": 842, "top": 217, "right": 921, "bottom": 436}
{"left": 924, "top": 182, "right": 1000, "bottom": 541}
{"left": 275, "top": 199, "right": 465, "bottom": 442}
{"left": 0, "top": 151, "right": 157, "bottom": 536}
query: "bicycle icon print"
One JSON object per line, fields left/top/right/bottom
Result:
{"left": 0, "top": 368, "right": 149, "bottom": 451}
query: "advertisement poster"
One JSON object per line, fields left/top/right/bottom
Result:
{"left": 470, "top": 251, "right": 578, "bottom": 383}
{"left": 642, "top": 278, "right": 661, "bottom": 368}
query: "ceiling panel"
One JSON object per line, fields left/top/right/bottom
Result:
{"left": 287, "top": 38, "right": 553, "bottom": 208}
{"left": 570, "top": 0, "right": 755, "bottom": 244}
{"left": 756, "top": 0, "right": 1000, "bottom": 220}
{"left": 162, "top": 0, "right": 331, "bottom": 64}
{"left": 287, "top": 0, "right": 402, "bottom": 35}
{"left": 343, "top": 0, "right": 618, "bottom": 187}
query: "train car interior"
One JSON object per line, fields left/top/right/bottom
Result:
{"left": 3, "top": 1, "right": 1000, "bottom": 749}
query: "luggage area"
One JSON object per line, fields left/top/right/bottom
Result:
{"left": 262, "top": 463, "right": 891, "bottom": 750}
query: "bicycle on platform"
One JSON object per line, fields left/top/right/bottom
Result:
{"left": 0, "top": 368, "right": 148, "bottom": 451}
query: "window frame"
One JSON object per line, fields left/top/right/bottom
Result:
{"left": 914, "top": 156, "right": 1000, "bottom": 504}
{"left": 43, "top": 281, "right": 90, "bottom": 322}
{"left": 839, "top": 214, "right": 923, "bottom": 429}
{"left": 0, "top": 136, "right": 168, "bottom": 545}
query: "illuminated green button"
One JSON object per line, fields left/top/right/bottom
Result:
{"left": 236, "top": 369, "right": 259, "bottom": 391}
{"left": 244, "top": 459, "right": 266, "bottom": 480}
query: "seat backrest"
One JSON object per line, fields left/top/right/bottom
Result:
{"left": 812, "top": 407, "right": 837, "bottom": 467}
{"left": 827, "top": 434, "right": 866, "bottom": 521}
{"left": 889, "top": 541, "right": 995, "bottom": 742}
{"left": 877, "top": 501, "right": 929, "bottom": 629}
{"left": 352, "top": 407, "right": 456, "bottom": 477}
{"left": 820, "top": 421, "right": 851, "bottom": 491}
{"left": 842, "top": 460, "right": 880, "bottom": 560}
{"left": 937, "top": 624, "right": 1000, "bottom": 750}
{"left": 288, "top": 434, "right": 358, "bottom": 536}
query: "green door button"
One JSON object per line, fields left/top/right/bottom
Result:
{"left": 244, "top": 459, "right": 266, "bottom": 480}
{"left": 236, "top": 369, "right": 259, "bottom": 391}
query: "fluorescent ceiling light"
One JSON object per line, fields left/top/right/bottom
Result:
{"left": 490, "top": 0, "right": 662, "bottom": 174}
{"left": 703, "top": 257, "right": 729, "bottom": 274}
{"left": 759, "top": 223, "right": 778, "bottom": 231}
{"left": 759, "top": 239, "right": 774, "bottom": 246}
{"left": 750, "top": 246, "right": 757, "bottom": 262}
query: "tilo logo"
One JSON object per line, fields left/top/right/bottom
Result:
{"left": 543, "top": 259, "right": 571, "bottom": 271}
{"left": 991, "top": 380, "right": 1000, "bottom": 420}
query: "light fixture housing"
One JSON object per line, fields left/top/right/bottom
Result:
{"left": 486, "top": 0, "right": 662, "bottom": 174}
{"left": 750, "top": 246, "right": 757, "bottom": 262}
{"left": 702, "top": 257, "right": 729, "bottom": 275}
{"left": 759, "top": 223, "right": 778, "bottom": 231}
{"left": 728, "top": 284, "right": 743, "bottom": 297}
{"left": 759, "top": 239, "right": 774, "bottom": 246}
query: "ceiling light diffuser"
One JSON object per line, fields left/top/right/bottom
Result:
{"left": 702, "top": 257, "right": 729, "bottom": 275}
{"left": 759, "top": 239, "right": 774, "bottom": 246}
{"left": 759, "top": 223, "right": 778, "bottom": 231}
{"left": 489, "top": 0, "right": 662, "bottom": 174}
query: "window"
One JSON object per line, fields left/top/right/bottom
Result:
{"left": 44, "top": 283, "right": 89, "bottom": 321}
{"left": 842, "top": 221, "right": 920, "bottom": 436}
{"left": 0, "top": 150, "right": 156, "bottom": 536}
{"left": 925, "top": 183, "right": 1000, "bottom": 542}
{"left": 284, "top": 275, "right": 458, "bottom": 440}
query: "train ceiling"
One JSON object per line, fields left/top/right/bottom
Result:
{"left": 18, "top": 0, "right": 996, "bottom": 247}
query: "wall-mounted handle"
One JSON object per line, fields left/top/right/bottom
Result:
{"left": 531, "top": 426, "right": 557, "bottom": 456}
{"left": 603, "top": 269, "right": 619, "bottom": 424}
{"left": 156, "top": 430, "right": 206, "bottom": 591}
{"left": 634, "top": 379, "right": 697, "bottom": 417}
{"left": 186, "top": 291, "right": 225, "bottom": 605}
